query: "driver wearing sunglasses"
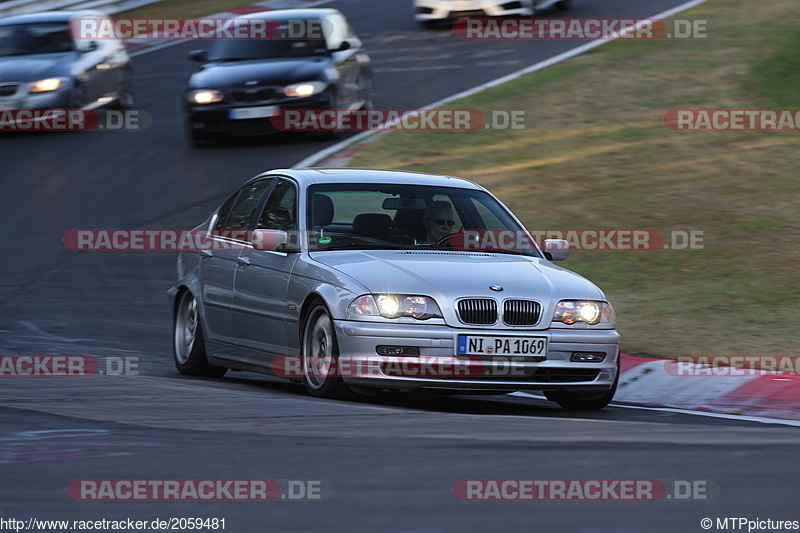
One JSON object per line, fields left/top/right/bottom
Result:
{"left": 422, "top": 200, "right": 456, "bottom": 245}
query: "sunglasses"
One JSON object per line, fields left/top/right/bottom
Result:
{"left": 434, "top": 219, "right": 456, "bottom": 227}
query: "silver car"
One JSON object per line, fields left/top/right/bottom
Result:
{"left": 0, "top": 11, "right": 133, "bottom": 111}
{"left": 171, "top": 168, "right": 619, "bottom": 410}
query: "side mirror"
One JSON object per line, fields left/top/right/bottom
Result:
{"left": 543, "top": 239, "right": 569, "bottom": 261}
{"left": 188, "top": 49, "right": 208, "bottom": 62}
{"left": 250, "top": 229, "right": 298, "bottom": 252}
{"left": 334, "top": 40, "right": 351, "bottom": 52}
{"left": 81, "top": 41, "right": 98, "bottom": 52}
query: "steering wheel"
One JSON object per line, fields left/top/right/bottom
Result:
{"left": 433, "top": 234, "right": 452, "bottom": 247}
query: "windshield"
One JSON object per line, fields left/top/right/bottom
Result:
{"left": 307, "top": 183, "right": 541, "bottom": 256}
{"left": 207, "top": 20, "right": 328, "bottom": 60}
{"left": 0, "top": 22, "right": 73, "bottom": 57}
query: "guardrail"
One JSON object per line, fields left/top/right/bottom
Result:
{"left": 0, "top": 0, "right": 162, "bottom": 17}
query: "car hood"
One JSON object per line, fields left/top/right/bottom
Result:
{"left": 313, "top": 250, "right": 605, "bottom": 326}
{"left": 0, "top": 53, "right": 72, "bottom": 82}
{"left": 189, "top": 57, "right": 330, "bottom": 88}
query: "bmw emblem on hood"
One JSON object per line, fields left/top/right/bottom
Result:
{"left": 489, "top": 285, "right": 503, "bottom": 292}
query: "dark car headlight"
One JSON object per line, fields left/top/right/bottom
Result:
{"left": 284, "top": 81, "right": 328, "bottom": 98}
{"left": 29, "top": 78, "right": 66, "bottom": 93}
{"left": 349, "top": 294, "right": 443, "bottom": 320}
{"left": 552, "top": 300, "right": 615, "bottom": 326}
{"left": 187, "top": 89, "right": 225, "bottom": 105}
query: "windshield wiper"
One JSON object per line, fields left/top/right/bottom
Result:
{"left": 319, "top": 243, "right": 415, "bottom": 251}
{"left": 477, "top": 248, "right": 538, "bottom": 256}
{"left": 426, "top": 244, "right": 539, "bottom": 256}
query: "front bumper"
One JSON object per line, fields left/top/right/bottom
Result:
{"left": 0, "top": 85, "right": 71, "bottom": 110}
{"left": 414, "top": 1, "right": 532, "bottom": 21}
{"left": 333, "top": 320, "right": 619, "bottom": 392}
{"left": 185, "top": 93, "right": 333, "bottom": 138}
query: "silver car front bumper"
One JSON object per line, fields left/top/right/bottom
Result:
{"left": 334, "top": 320, "right": 619, "bottom": 392}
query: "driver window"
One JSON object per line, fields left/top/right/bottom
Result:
{"left": 256, "top": 179, "right": 297, "bottom": 232}
{"left": 217, "top": 179, "right": 274, "bottom": 232}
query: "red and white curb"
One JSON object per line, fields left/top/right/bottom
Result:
{"left": 615, "top": 354, "right": 800, "bottom": 421}
{"left": 125, "top": 0, "right": 333, "bottom": 56}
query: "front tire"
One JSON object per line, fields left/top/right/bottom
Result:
{"left": 114, "top": 68, "right": 135, "bottom": 109}
{"left": 173, "top": 290, "right": 227, "bottom": 377}
{"left": 320, "top": 93, "right": 344, "bottom": 141}
{"left": 301, "top": 300, "right": 351, "bottom": 398}
{"left": 187, "top": 123, "right": 215, "bottom": 148}
{"left": 68, "top": 83, "right": 87, "bottom": 109}
{"left": 545, "top": 359, "right": 619, "bottom": 410}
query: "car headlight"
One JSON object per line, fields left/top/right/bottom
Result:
{"left": 284, "top": 81, "right": 327, "bottom": 98}
{"left": 348, "top": 294, "right": 442, "bottom": 320}
{"left": 553, "top": 300, "right": 615, "bottom": 326}
{"left": 187, "top": 89, "right": 224, "bottom": 105}
{"left": 29, "top": 78, "right": 65, "bottom": 93}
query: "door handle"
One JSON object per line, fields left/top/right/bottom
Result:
{"left": 237, "top": 256, "right": 251, "bottom": 266}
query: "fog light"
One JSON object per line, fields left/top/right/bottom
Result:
{"left": 376, "top": 346, "right": 420, "bottom": 356}
{"left": 571, "top": 352, "right": 605, "bottom": 362}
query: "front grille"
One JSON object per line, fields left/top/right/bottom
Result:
{"left": 405, "top": 368, "right": 600, "bottom": 383}
{"left": 457, "top": 298, "right": 497, "bottom": 325}
{"left": 223, "top": 118, "right": 276, "bottom": 136}
{"left": 531, "top": 368, "right": 599, "bottom": 382}
{"left": 231, "top": 87, "right": 280, "bottom": 104}
{"left": 451, "top": 10, "right": 486, "bottom": 18}
{"left": 446, "top": 368, "right": 600, "bottom": 383}
{"left": 503, "top": 299, "right": 541, "bottom": 326}
{"left": 0, "top": 84, "right": 19, "bottom": 97}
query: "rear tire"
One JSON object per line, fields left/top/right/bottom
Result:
{"left": 173, "top": 290, "right": 227, "bottom": 377}
{"left": 301, "top": 300, "right": 351, "bottom": 399}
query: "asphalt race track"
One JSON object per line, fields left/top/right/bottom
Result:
{"left": 2, "top": 0, "right": 799, "bottom": 530}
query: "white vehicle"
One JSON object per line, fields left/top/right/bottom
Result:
{"left": 414, "top": 0, "right": 570, "bottom": 28}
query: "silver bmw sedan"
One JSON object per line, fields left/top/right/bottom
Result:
{"left": 171, "top": 168, "right": 620, "bottom": 410}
